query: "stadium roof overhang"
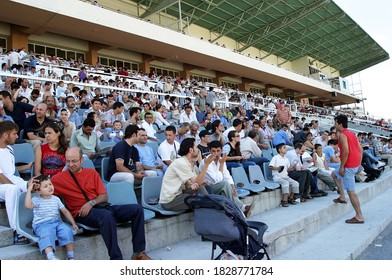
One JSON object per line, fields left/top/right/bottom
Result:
{"left": 0, "top": 0, "right": 388, "bottom": 107}
{"left": 136, "top": 0, "right": 389, "bottom": 77}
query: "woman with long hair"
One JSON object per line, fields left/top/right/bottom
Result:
{"left": 34, "top": 122, "right": 68, "bottom": 176}
{"left": 222, "top": 130, "right": 255, "bottom": 172}
{"left": 58, "top": 108, "right": 76, "bottom": 142}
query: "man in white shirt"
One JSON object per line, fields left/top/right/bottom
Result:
{"left": 140, "top": 112, "right": 157, "bottom": 141}
{"left": 200, "top": 140, "right": 253, "bottom": 217}
{"left": 157, "top": 125, "right": 180, "bottom": 168}
{"left": 313, "top": 130, "right": 329, "bottom": 149}
{"left": 240, "top": 130, "right": 269, "bottom": 168}
{"left": 179, "top": 105, "right": 198, "bottom": 124}
{"left": 0, "top": 121, "right": 29, "bottom": 243}
{"left": 286, "top": 143, "right": 326, "bottom": 198}
{"left": 18, "top": 78, "right": 32, "bottom": 98}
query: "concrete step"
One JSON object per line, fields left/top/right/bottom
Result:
{"left": 1, "top": 171, "right": 391, "bottom": 260}
{"left": 0, "top": 226, "right": 14, "bottom": 248}
{"left": 147, "top": 171, "right": 392, "bottom": 260}
{"left": 274, "top": 183, "right": 392, "bottom": 260}
{"left": 0, "top": 203, "right": 10, "bottom": 228}
{"left": 0, "top": 187, "right": 283, "bottom": 259}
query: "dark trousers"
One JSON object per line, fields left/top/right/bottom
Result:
{"left": 288, "top": 170, "right": 311, "bottom": 196}
{"left": 76, "top": 204, "right": 146, "bottom": 260}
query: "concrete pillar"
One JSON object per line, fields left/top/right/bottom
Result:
{"left": 9, "top": 25, "right": 29, "bottom": 50}
{"left": 86, "top": 42, "right": 101, "bottom": 65}
{"left": 180, "top": 69, "right": 190, "bottom": 80}
{"left": 139, "top": 61, "right": 150, "bottom": 74}
{"left": 239, "top": 78, "right": 252, "bottom": 92}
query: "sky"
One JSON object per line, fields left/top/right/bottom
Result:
{"left": 333, "top": 0, "right": 391, "bottom": 120}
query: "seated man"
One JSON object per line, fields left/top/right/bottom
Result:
{"left": 51, "top": 147, "right": 151, "bottom": 260}
{"left": 286, "top": 142, "right": 327, "bottom": 199}
{"left": 175, "top": 122, "right": 191, "bottom": 143}
{"left": 23, "top": 103, "right": 51, "bottom": 151}
{"left": 140, "top": 112, "right": 157, "bottom": 141}
{"left": 134, "top": 128, "right": 164, "bottom": 177}
{"left": 240, "top": 130, "right": 269, "bottom": 168}
{"left": 199, "top": 140, "right": 253, "bottom": 217}
{"left": 160, "top": 138, "right": 213, "bottom": 211}
{"left": 197, "top": 130, "right": 212, "bottom": 159}
{"left": 106, "top": 125, "right": 155, "bottom": 185}
{"left": 70, "top": 118, "right": 109, "bottom": 166}
{"left": 157, "top": 125, "right": 180, "bottom": 168}
{"left": 0, "top": 121, "right": 29, "bottom": 244}
{"left": 272, "top": 124, "right": 292, "bottom": 147}
{"left": 323, "top": 139, "right": 341, "bottom": 170}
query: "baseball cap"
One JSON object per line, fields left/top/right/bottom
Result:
{"left": 199, "top": 130, "right": 213, "bottom": 138}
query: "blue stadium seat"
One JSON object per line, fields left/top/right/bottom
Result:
{"left": 107, "top": 181, "right": 155, "bottom": 221}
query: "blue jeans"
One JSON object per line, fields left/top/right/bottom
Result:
{"left": 76, "top": 204, "right": 146, "bottom": 260}
{"left": 33, "top": 218, "right": 74, "bottom": 254}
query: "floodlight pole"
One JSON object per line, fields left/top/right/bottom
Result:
{"left": 178, "top": 0, "right": 183, "bottom": 32}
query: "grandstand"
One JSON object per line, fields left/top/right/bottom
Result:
{"left": 0, "top": 0, "right": 391, "bottom": 260}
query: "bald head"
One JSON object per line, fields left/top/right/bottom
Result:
{"left": 66, "top": 146, "right": 83, "bottom": 159}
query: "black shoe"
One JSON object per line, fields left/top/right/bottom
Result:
{"left": 288, "top": 198, "right": 298, "bottom": 205}
{"left": 310, "top": 191, "right": 323, "bottom": 197}
{"left": 319, "top": 190, "right": 328, "bottom": 196}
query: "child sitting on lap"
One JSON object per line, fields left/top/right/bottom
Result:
{"left": 25, "top": 174, "right": 78, "bottom": 260}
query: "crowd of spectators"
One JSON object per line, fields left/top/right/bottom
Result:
{"left": 1, "top": 48, "right": 392, "bottom": 259}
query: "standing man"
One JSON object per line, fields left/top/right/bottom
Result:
{"left": 194, "top": 88, "right": 207, "bottom": 123}
{"left": 51, "top": 147, "right": 151, "bottom": 260}
{"left": 276, "top": 103, "right": 292, "bottom": 126}
{"left": 332, "top": 115, "right": 364, "bottom": 224}
{"left": 241, "top": 94, "right": 254, "bottom": 119}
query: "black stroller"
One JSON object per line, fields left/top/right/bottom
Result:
{"left": 185, "top": 194, "right": 270, "bottom": 260}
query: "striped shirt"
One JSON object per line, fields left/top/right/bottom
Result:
{"left": 32, "top": 195, "right": 64, "bottom": 225}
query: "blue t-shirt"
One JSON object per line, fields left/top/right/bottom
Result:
{"left": 272, "top": 130, "right": 292, "bottom": 147}
{"left": 134, "top": 144, "right": 156, "bottom": 168}
{"left": 106, "top": 140, "right": 140, "bottom": 180}
{"left": 323, "top": 146, "right": 341, "bottom": 169}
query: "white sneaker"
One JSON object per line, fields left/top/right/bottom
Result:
{"left": 377, "top": 162, "right": 386, "bottom": 168}
{"left": 49, "top": 256, "right": 59, "bottom": 260}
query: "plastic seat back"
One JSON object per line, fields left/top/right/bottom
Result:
{"left": 100, "top": 157, "right": 110, "bottom": 184}
{"left": 231, "top": 166, "right": 265, "bottom": 193}
{"left": 262, "top": 162, "right": 275, "bottom": 182}
{"left": 107, "top": 181, "right": 155, "bottom": 220}
{"left": 248, "top": 165, "right": 280, "bottom": 190}
{"left": 16, "top": 192, "right": 38, "bottom": 242}
{"left": 261, "top": 149, "right": 273, "bottom": 161}
{"left": 12, "top": 143, "right": 35, "bottom": 175}
{"left": 155, "top": 132, "right": 166, "bottom": 144}
{"left": 141, "top": 176, "right": 185, "bottom": 215}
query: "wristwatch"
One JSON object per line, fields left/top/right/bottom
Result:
{"left": 89, "top": 200, "right": 96, "bottom": 207}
